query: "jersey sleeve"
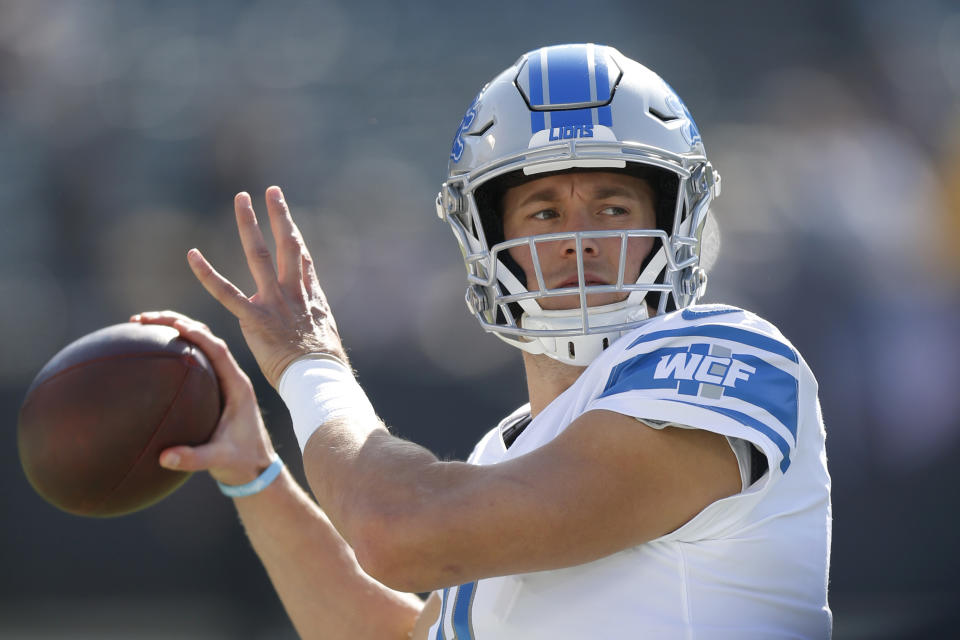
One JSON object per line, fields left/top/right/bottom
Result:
{"left": 584, "top": 314, "right": 802, "bottom": 540}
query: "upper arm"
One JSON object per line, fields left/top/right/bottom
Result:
{"left": 365, "top": 409, "right": 741, "bottom": 591}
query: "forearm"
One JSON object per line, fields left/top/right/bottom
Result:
{"left": 299, "top": 415, "right": 482, "bottom": 592}
{"left": 279, "top": 357, "right": 471, "bottom": 590}
{"left": 231, "top": 466, "right": 422, "bottom": 639}
{"left": 301, "top": 418, "right": 442, "bottom": 537}
{"left": 280, "top": 358, "right": 448, "bottom": 546}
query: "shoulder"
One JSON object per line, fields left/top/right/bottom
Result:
{"left": 598, "top": 303, "right": 800, "bottom": 378}
{"left": 583, "top": 303, "right": 806, "bottom": 475}
{"left": 630, "top": 304, "right": 795, "bottom": 353}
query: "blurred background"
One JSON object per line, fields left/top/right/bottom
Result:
{"left": 2, "top": 0, "right": 958, "bottom": 637}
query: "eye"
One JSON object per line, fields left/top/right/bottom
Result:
{"left": 600, "top": 206, "right": 629, "bottom": 216}
{"left": 531, "top": 209, "right": 559, "bottom": 220}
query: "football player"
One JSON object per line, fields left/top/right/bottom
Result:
{"left": 135, "top": 43, "right": 831, "bottom": 638}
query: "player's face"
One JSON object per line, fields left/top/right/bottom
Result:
{"left": 501, "top": 171, "right": 657, "bottom": 310}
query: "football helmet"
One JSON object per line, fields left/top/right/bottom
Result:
{"left": 436, "top": 44, "right": 720, "bottom": 366}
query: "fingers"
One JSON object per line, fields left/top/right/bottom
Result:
{"left": 163, "top": 315, "right": 253, "bottom": 400}
{"left": 130, "top": 310, "right": 207, "bottom": 330}
{"left": 234, "top": 192, "right": 284, "bottom": 302}
{"left": 133, "top": 310, "right": 252, "bottom": 400}
{"left": 264, "top": 186, "right": 307, "bottom": 299}
{"left": 186, "top": 248, "right": 250, "bottom": 318}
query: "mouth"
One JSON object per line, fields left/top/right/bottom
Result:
{"left": 553, "top": 274, "right": 609, "bottom": 290}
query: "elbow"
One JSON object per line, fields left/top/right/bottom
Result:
{"left": 352, "top": 534, "right": 416, "bottom": 592}
{"left": 349, "top": 503, "right": 449, "bottom": 593}
{"left": 337, "top": 461, "right": 476, "bottom": 592}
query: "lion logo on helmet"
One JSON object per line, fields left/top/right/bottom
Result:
{"left": 450, "top": 93, "right": 481, "bottom": 163}
{"left": 665, "top": 89, "right": 702, "bottom": 146}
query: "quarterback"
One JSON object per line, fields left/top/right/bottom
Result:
{"left": 135, "top": 44, "right": 832, "bottom": 638}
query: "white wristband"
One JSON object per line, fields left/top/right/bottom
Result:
{"left": 277, "top": 354, "right": 377, "bottom": 452}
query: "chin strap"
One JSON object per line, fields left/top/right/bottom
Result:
{"left": 492, "top": 239, "right": 669, "bottom": 366}
{"left": 520, "top": 301, "right": 650, "bottom": 366}
{"left": 488, "top": 239, "right": 670, "bottom": 366}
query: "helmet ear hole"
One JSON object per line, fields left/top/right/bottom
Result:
{"left": 475, "top": 172, "right": 532, "bottom": 289}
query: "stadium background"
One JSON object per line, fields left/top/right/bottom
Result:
{"left": 2, "top": 0, "right": 958, "bottom": 637}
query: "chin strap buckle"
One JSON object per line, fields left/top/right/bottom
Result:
{"left": 465, "top": 285, "right": 489, "bottom": 314}
{"left": 705, "top": 162, "right": 721, "bottom": 198}
{"left": 680, "top": 266, "right": 708, "bottom": 298}
{"left": 437, "top": 183, "right": 462, "bottom": 220}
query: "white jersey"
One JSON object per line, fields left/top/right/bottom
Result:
{"left": 428, "top": 304, "right": 832, "bottom": 639}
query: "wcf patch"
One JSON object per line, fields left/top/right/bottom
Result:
{"left": 653, "top": 343, "right": 756, "bottom": 399}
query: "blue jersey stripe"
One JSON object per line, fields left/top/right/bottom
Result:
{"left": 628, "top": 325, "right": 798, "bottom": 364}
{"left": 452, "top": 581, "right": 476, "bottom": 638}
{"left": 667, "top": 399, "right": 792, "bottom": 472}
{"left": 435, "top": 588, "right": 450, "bottom": 639}
{"left": 601, "top": 346, "right": 689, "bottom": 397}
{"left": 528, "top": 52, "right": 546, "bottom": 132}
{"left": 599, "top": 344, "right": 799, "bottom": 439}
{"left": 723, "top": 353, "right": 798, "bottom": 438}
{"left": 547, "top": 45, "right": 591, "bottom": 105}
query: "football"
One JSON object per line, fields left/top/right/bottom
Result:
{"left": 17, "top": 322, "right": 222, "bottom": 517}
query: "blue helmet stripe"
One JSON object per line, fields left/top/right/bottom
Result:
{"left": 593, "top": 46, "right": 613, "bottom": 126}
{"left": 549, "top": 107, "right": 594, "bottom": 128}
{"left": 597, "top": 104, "right": 613, "bottom": 127}
{"left": 528, "top": 52, "right": 546, "bottom": 132}
{"left": 547, "top": 45, "right": 591, "bottom": 105}
{"left": 527, "top": 45, "right": 616, "bottom": 133}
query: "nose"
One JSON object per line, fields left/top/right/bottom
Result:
{"left": 563, "top": 239, "right": 598, "bottom": 257}
{"left": 559, "top": 207, "right": 600, "bottom": 257}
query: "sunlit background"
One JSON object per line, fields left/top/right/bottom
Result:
{"left": 2, "top": 0, "right": 958, "bottom": 637}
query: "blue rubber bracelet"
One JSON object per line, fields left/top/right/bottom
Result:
{"left": 216, "top": 454, "right": 283, "bottom": 498}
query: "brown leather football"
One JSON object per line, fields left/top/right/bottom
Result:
{"left": 17, "top": 322, "right": 221, "bottom": 517}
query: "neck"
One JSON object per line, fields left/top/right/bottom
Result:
{"left": 521, "top": 351, "right": 587, "bottom": 417}
{"left": 518, "top": 304, "right": 658, "bottom": 417}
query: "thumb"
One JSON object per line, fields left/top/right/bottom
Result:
{"left": 159, "top": 444, "right": 218, "bottom": 472}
